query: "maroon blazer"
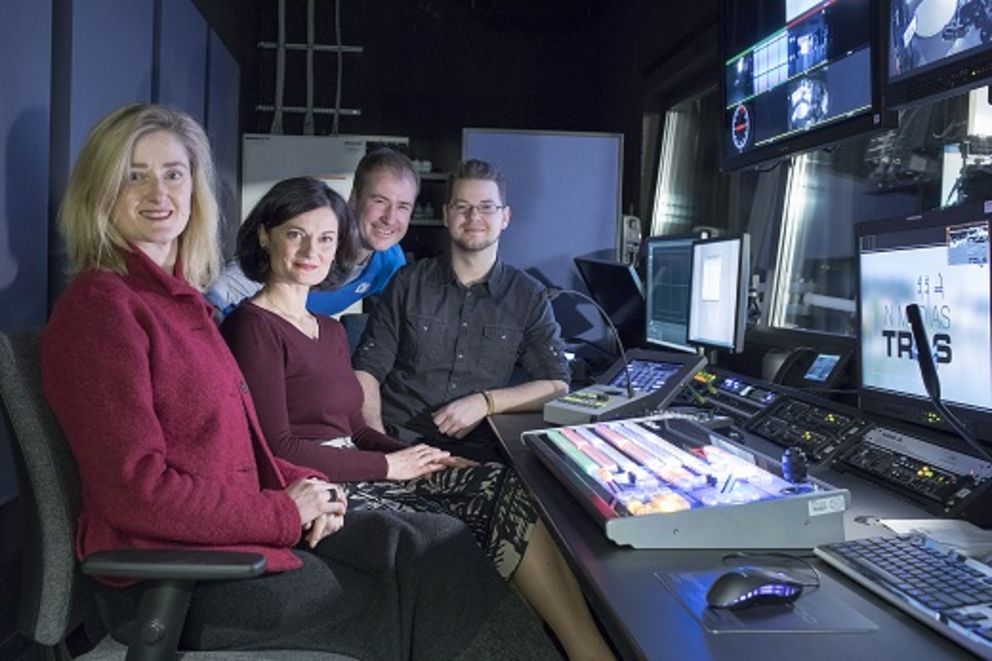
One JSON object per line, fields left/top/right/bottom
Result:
{"left": 42, "top": 248, "right": 323, "bottom": 575}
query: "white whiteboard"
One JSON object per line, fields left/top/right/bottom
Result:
{"left": 241, "top": 133, "right": 409, "bottom": 221}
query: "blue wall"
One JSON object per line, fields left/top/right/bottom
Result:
{"left": 0, "top": 0, "right": 53, "bottom": 506}
{"left": 208, "top": 30, "right": 242, "bottom": 254}
{"left": 0, "top": 0, "right": 53, "bottom": 334}
{"left": 157, "top": 0, "right": 209, "bottom": 125}
{"left": 0, "top": 0, "right": 239, "bottom": 651}
{"left": 3, "top": 0, "right": 238, "bottom": 504}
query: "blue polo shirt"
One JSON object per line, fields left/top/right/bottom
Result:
{"left": 205, "top": 244, "right": 406, "bottom": 318}
{"left": 307, "top": 244, "right": 406, "bottom": 315}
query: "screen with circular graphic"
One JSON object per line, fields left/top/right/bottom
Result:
{"left": 721, "top": 0, "right": 880, "bottom": 170}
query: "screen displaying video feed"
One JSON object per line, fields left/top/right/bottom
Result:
{"left": 687, "top": 235, "right": 751, "bottom": 353}
{"left": 887, "top": 0, "right": 992, "bottom": 106}
{"left": 858, "top": 214, "right": 992, "bottom": 420}
{"left": 645, "top": 236, "right": 696, "bottom": 353}
{"left": 722, "top": 0, "right": 876, "bottom": 169}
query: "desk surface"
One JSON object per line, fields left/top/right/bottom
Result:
{"left": 489, "top": 413, "right": 972, "bottom": 661}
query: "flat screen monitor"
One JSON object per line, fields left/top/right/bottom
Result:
{"left": 644, "top": 235, "right": 697, "bottom": 353}
{"left": 856, "top": 203, "right": 992, "bottom": 442}
{"left": 574, "top": 255, "right": 645, "bottom": 348}
{"left": 885, "top": 0, "right": 992, "bottom": 109}
{"left": 720, "top": 0, "right": 885, "bottom": 170}
{"left": 687, "top": 235, "right": 751, "bottom": 353}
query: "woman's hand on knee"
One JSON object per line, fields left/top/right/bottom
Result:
{"left": 385, "top": 444, "right": 450, "bottom": 480}
{"left": 436, "top": 454, "right": 478, "bottom": 469}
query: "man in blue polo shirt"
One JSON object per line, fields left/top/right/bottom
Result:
{"left": 206, "top": 148, "right": 418, "bottom": 317}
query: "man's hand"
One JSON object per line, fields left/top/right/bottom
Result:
{"left": 432, "top": 392, "right": 488, "bottom": 439}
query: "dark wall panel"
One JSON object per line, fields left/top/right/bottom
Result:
{"left": 157, "top": 0, "right": 209, "bottom": 124}
{"left": 68, "top": 0, "right": 154, "bottom": 164}
{"left": 0, "top": 0, "right": 52, "bottom": 509}
{"left": 207, "top": 30, "right": 242, "bottom": 255}
{"left": 0, "top": 0, "right": 52, "bottom": 334}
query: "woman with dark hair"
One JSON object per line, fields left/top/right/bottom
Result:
{"left": 42, "top": 107, "right": 553, "bottom": 660}
{"left": 222, "top": 176, "right": 615, "bottom": 661}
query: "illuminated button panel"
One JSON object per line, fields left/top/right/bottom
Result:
{"left": 745, "top": 397, "right": 871, "bottom": 462}
{"left": 687, "top": 369, "right": 779, "bottom": 420}
{"left": 523, "top": 415, "right": 851, "bottom": 549}
{"left": 835, "top": 426, "right": 992, "bottom": 509}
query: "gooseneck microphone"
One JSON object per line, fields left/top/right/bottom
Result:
{"left": 545, "top": 287, "right": 635, "bottom": 399}
{"left": 905, "top": 303, "right": 992, "bottom": 463}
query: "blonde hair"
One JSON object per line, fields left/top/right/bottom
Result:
{"left": 58, "top": 104, "right": 221, "bottom": 289}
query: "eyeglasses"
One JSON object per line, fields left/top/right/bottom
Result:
{"left": 447, "top": 202, "right": 505, "bottom": 217}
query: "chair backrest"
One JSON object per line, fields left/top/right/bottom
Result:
{"left": 0, "top": 329, "right": 89, "bottom": 646}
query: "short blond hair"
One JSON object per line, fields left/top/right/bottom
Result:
{"left": 58, "top": 104, "right": 220, "bottom": 289}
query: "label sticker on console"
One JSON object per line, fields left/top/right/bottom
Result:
{"left": 808, "top": 495, "right": 846, "bottom": 517}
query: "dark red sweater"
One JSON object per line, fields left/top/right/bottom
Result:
{"left": 42, "top": 249, "right": 322, "bottom": 575}
{"left": 221, "top": 303, "right": 408, "bottom": 482}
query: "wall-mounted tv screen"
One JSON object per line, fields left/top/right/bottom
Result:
{"left": 720, "top": 0, "right": 886, "bottom": 170}
{"left": 885, "top": 0, "right": 992, "bottom": 108}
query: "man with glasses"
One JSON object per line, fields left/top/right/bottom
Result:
{"left": 353, "top": 159, "right": 570, "bottom": 461}
{"left": 206, "top": 148, "right": 417, "bottom": 318}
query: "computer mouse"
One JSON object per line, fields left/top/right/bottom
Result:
{"left": 705, "top": 566, "right": 804, "bottom": 610}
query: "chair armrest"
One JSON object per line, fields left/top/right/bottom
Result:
{"left": 81, "top": 549, "right": 266, "bottom": 581}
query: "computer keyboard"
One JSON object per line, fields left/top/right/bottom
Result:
{"left": 815, "top": 535, "right": 992, "bottom": 659}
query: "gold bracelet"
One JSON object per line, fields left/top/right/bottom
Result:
{"left": 480, "top": 390, "right": 495, "bottom": 416}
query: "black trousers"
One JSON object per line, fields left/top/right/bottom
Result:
{"left": 93, "top": 508, "right": 556, "bottom": 660}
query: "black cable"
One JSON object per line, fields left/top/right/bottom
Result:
{"left": 546, "top": 287, "right": 634, "bottom": 399}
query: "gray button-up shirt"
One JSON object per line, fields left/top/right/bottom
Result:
{"left": 353, "top": 256, "right": 570, "bottom": 439}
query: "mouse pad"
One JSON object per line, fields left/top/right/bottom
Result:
{"left": 656, "top": 569, "right": 879, "bottom": 634}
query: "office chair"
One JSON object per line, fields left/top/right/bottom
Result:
{"left": 0, "top": 330, "right": 350, "bottom": 660}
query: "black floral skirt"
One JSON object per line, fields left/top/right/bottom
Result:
{"left": 348, "top": 463, "right": 538, "bottom": 579}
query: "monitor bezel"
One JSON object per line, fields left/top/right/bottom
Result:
{"left": 642, "top": 233, "right": 699, "bottom": 354}
{"left": 882, "top": 0, "right": 992, "bottom": 110}
{"left": 855, "top": 203, "right": 992, "bottom": 443}
{"left": 686, "top": 233, "right": 751, "bottom": 353}
{"left": 573, "top": 254, "right": 646, "bottom": 348}
{"left": 718, "top": 0, "right": 892, "bottom": 171}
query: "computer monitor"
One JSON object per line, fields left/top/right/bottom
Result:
{"left": 720, "top": 0, "right": 887, "bottom": 170}
{"left": 687, "top": 234, "right": 751, "bottom": 353}
{"left": 644, "top": 235, "right": 697, "bottom": 353}
{"left": 884, "top": 0, "right": 992, "bottom": 109}
{"left": 573, "top": 255, "right": 645, "bottom": 348}
{"left": 856, "top": 204, "right": 992, "bottom": 443}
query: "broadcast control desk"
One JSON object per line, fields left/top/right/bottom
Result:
{"left": 489, "top": 412, "right": 972, "bottom": 661}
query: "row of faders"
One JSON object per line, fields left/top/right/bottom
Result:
{"left": 523, "top": 415, "right": 850, "bottom": 549}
